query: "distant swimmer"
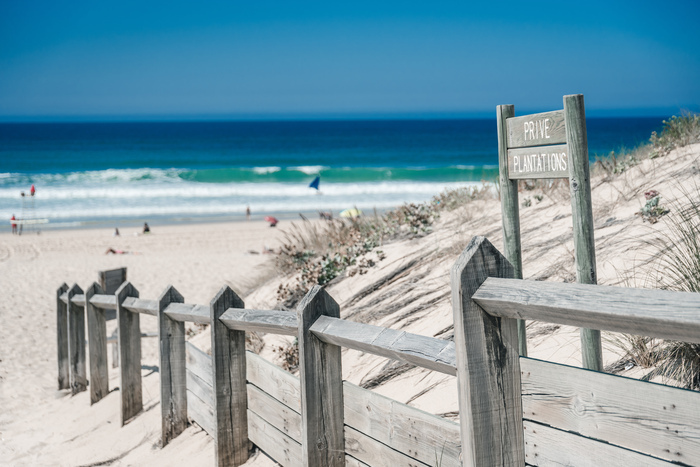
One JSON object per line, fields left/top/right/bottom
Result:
{"left": 143, "top": 222, "right": 150, "bottom": 234}
{"left": 11, "top": 214, "right": 17, "bottom": 234}
{"left": 246, "top": 206, "right": 251, "bottom": 221}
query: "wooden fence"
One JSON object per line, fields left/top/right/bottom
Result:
{"left": 57, "top": 236, "right": 700, "bottom": 466}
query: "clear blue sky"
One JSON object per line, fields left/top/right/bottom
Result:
{"left": 1, "top": 0, "right": 699, "bottom": 120}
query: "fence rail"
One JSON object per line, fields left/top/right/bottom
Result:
{"left": 56, "top": 236, "right": 700, "bottom": 466}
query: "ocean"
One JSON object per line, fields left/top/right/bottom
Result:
{"left": 0, "top": 117, "right": 664, "bottom": 229}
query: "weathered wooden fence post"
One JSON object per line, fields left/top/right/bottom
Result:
{"left": 158, "top": 285, "right": 187, "bottom": 447}
{"left": 67, "top": 283, "right": 87, "bottom": 394}
{"left": 297, "top": 286, "right": 345, "bottom": 467}
{"left": 451, "top": 236, "right": 523, "bottom": 467}
{"left": 210, "top": 286, "right": 248, "bottom": 466}
{"left": 57, "top": 283, "right": 70, "bottom": 390}
{"left": 116, "top": 281, "right": 142, "bottom": 426}
{"left": 497, "top": 103, "right": 527, "bottom": 357}
{"left": 85, "top": 282, "right": 109, "bottom": 404}
{"left": 564, "top": 93, "right": 603, "bottom": 372}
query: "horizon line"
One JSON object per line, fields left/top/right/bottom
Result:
{"left": 0, "top": 107, "right": 694, "bottom": 123}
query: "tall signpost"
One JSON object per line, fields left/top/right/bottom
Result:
{"left": 497, "top": 94, "right": 603, "bottom": 371}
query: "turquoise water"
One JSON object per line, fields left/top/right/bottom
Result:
{"left": 0, "top": 118, "right": 664, "bottom": 227}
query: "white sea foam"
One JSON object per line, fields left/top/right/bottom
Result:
{"left": 251, "top": 166, "right": 281, "bottom": 174}
{"left": 287, "top": 165, "right": 328, "bottom": 175}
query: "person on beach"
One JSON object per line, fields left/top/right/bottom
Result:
{"left": 246, "top": 206, "right": 251, "bottom": 221}
{"left": 11, "top": 215, "right": 17, "bottom": 234}
{"left": 114, "top": 228, "right": 120, "bottom": 237}
{"left": 143, "top": 223, "right": 150, "bottom": 234}
{"left": 105, "top": 248, "right": 128, "bottom": 255}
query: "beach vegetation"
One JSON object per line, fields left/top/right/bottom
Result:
{"left": 650, "top": 112, "right": 700, "bottom": 158}
{"left": 609, "top": 186, "right": 700, "bottom": 389}
{"left": 636, "top": 189, "right": 669, "bottom": 224}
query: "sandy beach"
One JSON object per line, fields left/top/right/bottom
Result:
{"left": 1, "top": 142, "right": 699, "bottom": 465}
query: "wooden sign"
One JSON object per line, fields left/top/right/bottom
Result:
{"left": 496, "top": 94, "right": 602, "bottom": 372}
{"left": 505, "top": 109, "right": 568, "bottom": 179}
{"left": 507, "top": 144, "right": 569, "bottom": 179}
{"left": 506, "top": 110, "right": 567, "bottom": 148}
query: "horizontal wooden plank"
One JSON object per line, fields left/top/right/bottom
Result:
{"left": 246, "top": 351, "right": 301, "bottom": 410}
{"left": 311, "top": 316, "right": 456, "bottom": 376}
{"left": 523, "top": 420, "right": 672, "bottom": 466}
{"left": 187, "top": 368, "right": 214, "bottom": 409}
{"left": 121, "top": 297, "right": 158, "bottom": 316}
{"left": 89, "top": 294, "right": 117, "bottom": 310}
{"left": 248, "top": 409, "right": 302, "bottom": 467}
{"left": 507, "top": 144, "right": 569, "bottom": 180}
{"left": 345, "top": 455, "right": 371, "bottom": 467}
{"left": 186, "top": 342, "right": 212, "bottom": 385}
{"left": 106, "top": 331, "right": 157, "bottom": 344}
{"left": 219, "top": 308, "right": 298, "bottom": 336}
{"left": 344, "top": 425, "right": 431, "bottom": 467}
{"left": 343, "top": 381, "right": 461, "bottom": 467}
{"left": 521, "top": 357, "right": 700, "bottom": 464}
{"left": 71, "top": 294, "right": 86, "bottom": 306}
{"left": 248, "top": 383, "right": 302, "bottom": 442}
{"left": 165, "top": 303, "right": 210, "bottom": 324}
{"left": 188, "top": 388, "right": 215, "bottom": 438}
{"left": 507, "top": 110, "right": 566, "bottom": 149}
{"left": 473, "top": 278, "right": 700, "bottom": 343}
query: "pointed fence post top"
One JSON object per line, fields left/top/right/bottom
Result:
{"left": 115, "top": 281, "right": 139, "bottom": 301}
{"left": 57, "top": 283, "right": 69, "bottom": 295}
{"left": 84, "top": 282, "right": 103, "bottom": 297}
{"left": 451, "top": 236, "right": 515, "bottom": 288}
{"left": 297, "top": 285, "right": 340, "bottom": 326}
{"left": 210, "top": 285, "right": 244, "bottom": 318}
{"left": 68, "top": 283, "right": 84, "bottom": 296}
{"left": 158, "top": 285, "right": 184, "bottom": 310}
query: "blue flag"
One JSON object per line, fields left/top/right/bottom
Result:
{"left": 309, "top": 176, "right": 320, "bottom": 190}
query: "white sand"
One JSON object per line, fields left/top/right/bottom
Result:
{"left": 1, "top": 143, "right": 698, "bottom": 465}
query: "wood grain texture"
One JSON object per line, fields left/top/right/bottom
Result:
{"left": 99, "top": 267, "right": 127, "bottom": 295}
{"left": 564, "top": 93, "right": 602, "bottom": 371}
{"left": 89, "top": 294, "right": 117, "bottom": 310}
{"left": 506, "top": 109, "right": 566, "bottom": 149}
{"left": 472, "top": 277, "right": 700, "bottom": 344}
{"left": 345, "top": 455, "right": 371, "bottom": 467}
{"left": 248, "top": 383, "right": 302, "bottom": 442}
{"left": 188, "top": 387, "right": 216, "bottom": 437}
{"left": 115, "top": 281, "right": 142, "bottom": 426}
{"left": 210, "top": 286, "right": 248, "bottom": 467}
{"left": 523, "top": 421, "right": 672, "bottom": 466}
{"left": 297, "top": 286, "right": 345, "bottom": 467}
{"left": 344, "top": 426, "right": 430, "bottom": 467}
{"left": 164, "top": 302, "right": 210, "bottom": 324}
{"left": 56, "top": 283, "right": 70, "bottom": 390}
{"left": 185, "top": 342, "right": 215, "bottom": 436}
{"left": 158, "top": 285, "right": 187, "bottom": 447}
{"left": 498, "top": 104, "right": 527, "bottom": 357}
{"left": 122, "top": 297, "right": 158, "bottom": 316}
{"left": 310, "top": 315, "right": 456, "bottom": 375}
{"left": 246, "top": 350, "right": 458, "bottom": 466}
{"left": 343, "top": 381, "right": 461, "bottom": 467}
{"left": 67, "top": 284, "right": 87, "bottom": 395}
{"left": 521, "top": 357, "right": 700, "bottom": 464}
{"left": 85, "top": 282, "right": 108, "bottom": 404}
{"left": 187, "top": 366, "right": 214, "bottom": 410}
{"left": 186, "top": 341, "right": 212, "bottom": 384}
{"left": 248, "top": 409, "right": 302, "bottom": 467}
{"left": 507, "top": 144, "right": 569, "bottom": 180}
{"left": 220, "top": 308, "right": 298, "bottom": 336}
{"left": 451, "top": 236, "right": 523, "bottom": 467}
{"left": 246, "top": 351, "right": 301, "bottom": 411}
